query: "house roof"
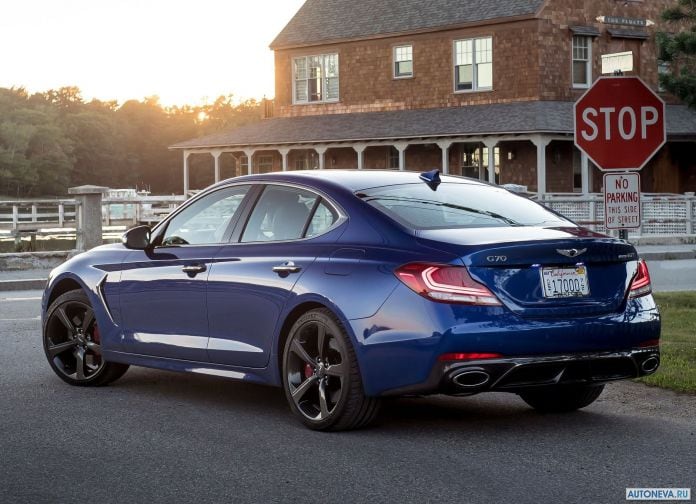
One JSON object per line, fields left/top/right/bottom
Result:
{"left": 171, "top": 101, "right": 696, "bottom": 150}
{"left": 607, "top": 28, "right": 649, "bottom": 40}
{"left": 270, "top": 0, "right": 545, "bottom": 49}
{"left": 569, "top": 25, "right": 601, "bottom": 37}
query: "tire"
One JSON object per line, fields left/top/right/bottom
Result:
{"left": 43, "top": 289, "right": 129, "bottom": 387}
{"left": 282, "top": 308, "right": 380, "bottom": 431}
{"left": 519, "top": 384, "right": 605, "bottom": 413}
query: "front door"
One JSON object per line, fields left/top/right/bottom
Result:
{"left": 206, "top": 184, "right": 339, "bottom": 368}
{"left": 118, "top": 185, "right": 251, "bottom": 361}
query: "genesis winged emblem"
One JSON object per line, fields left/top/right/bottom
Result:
{"left": 556, "top": 248, "right": 587, "bottom": 258}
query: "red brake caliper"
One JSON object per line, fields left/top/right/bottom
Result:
{"left": 303, "top": 363, "right": 314, "bottom": 379}
{"left": 92, "top": 323, "right": 101, "bottom": 344}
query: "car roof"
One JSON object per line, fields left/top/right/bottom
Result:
{"left": 220, "top": 170, "right": 488, "bottom": 193}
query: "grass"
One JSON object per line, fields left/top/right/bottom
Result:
{"left": 639, "top": 292, "right": 696, "bottom": 394}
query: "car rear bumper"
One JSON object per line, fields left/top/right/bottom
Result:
{"left": 349, "top": 284, "right": 661, "bottom": 396}
{"left": 380, "top": 347, "right": 660, "bottom": 396}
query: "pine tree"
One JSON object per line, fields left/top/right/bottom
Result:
{"left": 658, "top": 1, "right": 696, "bottom": 107}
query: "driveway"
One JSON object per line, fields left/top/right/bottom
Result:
{"left": 1, "top": 291, "right": 694, "bottom": 503}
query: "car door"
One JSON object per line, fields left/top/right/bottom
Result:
{"left": 206, "top": 183, "right": 340, "bottom": 368}
{"left": 118, "top": 185, "right": 252, "bottom": 361}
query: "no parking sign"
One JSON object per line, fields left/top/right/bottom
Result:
{"left": 604, "top": 172, "right": 641, "bottom": 230}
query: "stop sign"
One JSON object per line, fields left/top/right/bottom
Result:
{"left": 574, "top": 76, "right": 666, "bottom": 171}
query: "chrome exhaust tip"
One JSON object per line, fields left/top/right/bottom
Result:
{"left": 452, "top": 370, "right": 490, "bottom": 388}
{"left": 640, "top": 356, "right": 659, "bottom": 373}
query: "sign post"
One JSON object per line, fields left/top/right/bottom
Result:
{"left": 574, "top": 76, "right": 666, "bottom": 240}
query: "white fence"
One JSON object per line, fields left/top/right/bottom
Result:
{"left": 0, "top": 200, "right": 80, "bottom": 231}
{"left": 538, "top": 193, "right": 696, "bottom": 236}
{"left": 0, "top": 196, "right": 185, "bottom": 232}
{"left": 1, "top": 193, "right": 694, "bottom": 238}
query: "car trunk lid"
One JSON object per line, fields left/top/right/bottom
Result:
{"left": 416, "top": 227, "right": 639, "bottom": 318}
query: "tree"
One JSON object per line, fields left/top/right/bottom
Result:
{"left": 0, "top": 86, "right": 262, "bottom": 197}
{"left": 658, "top": 1, "right": 696, "bottom": 107}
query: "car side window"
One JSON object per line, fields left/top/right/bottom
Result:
{"left": 306, "top": 200, "right": 338, "bottom": 238}
{"left": 241, "top": 185, "right": 318, "bottom": 243}
{"left": 161, "top": 185, "right": 250, "bottom": 246}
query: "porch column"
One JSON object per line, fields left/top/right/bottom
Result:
{"left": 278, "top": 148, "right": 290, "bottom": 171}
{"left": 581, "top": 151, "right": 590, "bottom": 194}
{"left": 315, "top": 146, "right": 328, "bottom": 170}
{"left": 353, "top": 143, "right": 367, "bottom": 170}
{"left": 243, "top": 149, "right": 255, "bottom": 175}
{"left": 394, "top": 142, "right": 408, "bottom": 171}
{"left": 437, "top": 140, "right": 453, "bottom": 174}
{"left": 531, "top": 136, "right": 551, "bottom": 197}
{"left": 183, "top": 150, "right": 191, "bottom": 197}
{"left": 483, "top": 139, "right": 498, "bottom": 183}
{"left": 211, "top": 149, "right": 222, "bottom": 183}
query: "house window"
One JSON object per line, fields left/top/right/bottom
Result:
{"left": 294, "top": 151, "right": 317, "bottom": 170}
{"left": 461, "top": 146, "right": 482, "bottom": 179}
{"left": 388, "top": 147, "right": 400, "bottom": 169}
{"left": 481, "top": 146, "right": 501, "bottom": 184}
{"left": 394, "top": 45, "right": 413, "bottom": 78}
{"left": 454, "top": 37, "right": 493, "bottom": 92}
{"left": 293, "top": 54, "right": 339, "bottom": 104}
{"left": 572, "top": 36, "right": 592, "bottom": 88}
{"left": 240, "top": 155, "right": 249, "bottom": 174}
{"left": 295, "top": 155, "right": 308, "bottom": 171}
{"left": 258, "top": 155, "right": 274, "bottom": 173}
{"left": 573, "top": 149, "right": 582, "bottom": 192}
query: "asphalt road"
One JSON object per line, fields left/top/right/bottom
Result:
{"left": 1, "top": 291, "right": 694, "bottom": 504}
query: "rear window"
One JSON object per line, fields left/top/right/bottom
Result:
{"left": 358, "top": 183, "right": 570, "bottom": 230}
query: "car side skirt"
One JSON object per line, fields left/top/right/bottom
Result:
{"left": 103, "top": 350, "right": 277, "bottom": 387}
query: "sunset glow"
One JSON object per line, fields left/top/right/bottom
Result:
{"left": 0, "top": 0, "right": 306, "bottom": 106}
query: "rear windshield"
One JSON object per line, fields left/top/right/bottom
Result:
{"left": 358, "top": 183, "right": 571, "bottom": 230}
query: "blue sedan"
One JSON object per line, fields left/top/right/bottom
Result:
{"left": 41, "top": 170, "right": 660, "bottom": 430}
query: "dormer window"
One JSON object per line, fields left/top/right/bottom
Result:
{"left": 394, "top": 45, "right": 413, "bottom": 78}
{"left": 293, "top": 54, "right": 339, "bottom": 104}
{"left": 454, "top": 37, "right": 493, "bottom": 92}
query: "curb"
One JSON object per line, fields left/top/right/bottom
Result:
{"left": 639, "top": 251, "right": 696, "bottom": 261}
{"left": 0, "top": 279, "right": 48, "bottom": 291}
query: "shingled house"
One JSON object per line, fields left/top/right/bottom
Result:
{"left": 172, "top": 0, "right": 696, "bottom": 196}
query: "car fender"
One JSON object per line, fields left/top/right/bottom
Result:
{"left": 43, "top": 248, "right": 127, "bottom": 353}
{"left": 269, "top": 291, "right": 370, "bottom": 389}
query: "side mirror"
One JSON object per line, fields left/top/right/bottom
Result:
{"left": 122, "top": 225, "right": 151, "bottom": 250}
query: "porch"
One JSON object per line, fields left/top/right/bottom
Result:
{"left": 171, "top": 100, "right": 696, "bottom": 198}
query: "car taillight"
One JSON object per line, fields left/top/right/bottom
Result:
{"left": 395, "top": 263, "right": 502, "bottom": 306}
{"left": 629, "top": 259, "right": 652, "bottom": 298}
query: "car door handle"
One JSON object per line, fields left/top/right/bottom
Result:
{"left": 182, "top": 264, "right": 207, "bottom": 276}
{"left": 272, "top": 261, "right": 302, "bottom": 275}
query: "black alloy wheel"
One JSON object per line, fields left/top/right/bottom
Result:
{"left": 282, "top": 308, "right": 380, "bottom": 431}
{"left": 43, "top": 289, "right": 128, "bottom": 386}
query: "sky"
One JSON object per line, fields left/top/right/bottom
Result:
{"left": 0, "top": 0, "right": 306, "bottom": 106}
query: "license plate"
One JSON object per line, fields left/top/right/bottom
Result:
{"left": 540, "top": 265, "right": 590, "bottom": 298}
